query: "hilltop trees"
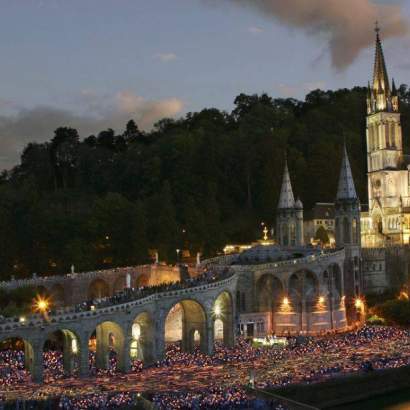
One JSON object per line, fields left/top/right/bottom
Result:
{"left": 0, "top": 86, "right": 408, "bottom": 279}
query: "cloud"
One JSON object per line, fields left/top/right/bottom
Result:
{"left": 248, "top": 26, "right": 264, "bottom": 34}
{"left": 155, "top": 53, "right": 177, "bottom": 62}
{"left": 0, "top": 91, "right": 184, "bottom": 170}
{"left": 223, "top": 0, "right": 410, "bottom": 69}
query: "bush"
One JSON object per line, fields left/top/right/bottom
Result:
{"left": 374, "top": 299, "right": 410, "bottom": 326}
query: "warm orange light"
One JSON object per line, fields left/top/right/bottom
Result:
{"left": 355, "top": 298, "right": 362, "bottom": 309}
{"left": 283, "top": 297, "right": 289, "bottom": 306}
{"left": 399, "top": 291, "right": 409, "bottom": 300}
{"left": 318, "top": 296, "right": 325, "bottom": 304}
{"left": 33, "top": 296, "right": 50, "bottom": 313}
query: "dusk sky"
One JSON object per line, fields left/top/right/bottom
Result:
{"left": 0, "top": 0, "right": 410, "bottom": 169}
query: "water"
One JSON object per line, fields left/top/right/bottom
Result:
{"left": 331, "top": 390, "right": 410, "bottom": 410}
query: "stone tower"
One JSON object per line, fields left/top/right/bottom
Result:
{"left": 335, "top": 144, "right": 362, "bottom": 299}
{"left": 276, "top": 161, "right": 303, "bottom": 246}
{"left": 362, "top": 25, "right": 409, "bottom": 247}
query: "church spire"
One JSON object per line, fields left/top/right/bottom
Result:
{"left": 372, "top": 22, "right": 390, "bottom": 95}
{"left": 278, "top": 160, "right": 295, "bottom": 209}
{"left": 336, "top": 144, "right": 358, "bottom": 201}
{"left": 370, "top": 23, "right": 392, "bottom": 113}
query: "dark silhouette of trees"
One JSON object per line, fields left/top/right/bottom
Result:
{"left": 1, "top": 86, "right": 407, "bottom": 279}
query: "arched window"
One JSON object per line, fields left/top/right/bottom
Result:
{"left": 386, "top": 121, "right": 390, "bottom": 148}
{"left": 282, "top": 224, "right": 288, "bottom": 246}
{"left": 343, "top": 218, "right": 350, "bottom": 244}
{"left": 391, "top": 122, "right": 396, "bottom": 148}
{"left": 290, "top": 224, "right": 296, "bottom": 246}
{"left": 352, "top": 218, "right": 357, "bottom": 244}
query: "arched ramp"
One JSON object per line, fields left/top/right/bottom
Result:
{"left": 165, "top": 300, "right": 208, "bottom": 353}
{"left": 87, "top": 278, "right": 110, "bottom": 300}
{"left": 213, "top": 291, "right": 234, "bottom": 347}
{"left": 130, "top": 312, "right": 154, "bottom": 364}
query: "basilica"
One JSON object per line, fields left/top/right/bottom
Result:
{"left": 210, "top": 28, "right": 410, "bottom": 336}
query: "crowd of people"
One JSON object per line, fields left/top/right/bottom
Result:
{"left": 1, "top": 326, "right": 410, "bottom": 408}
{"left": 50, "top": 268, "right": 233, "bottom": 316}
{"left": 152, "top": 387, "right": 287, "bottom": 409}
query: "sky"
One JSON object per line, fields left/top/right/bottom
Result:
{"left": 0, "top": 0, "right": 410, "bottom": 169}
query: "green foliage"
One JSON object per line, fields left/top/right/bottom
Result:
{"left": 1, "top": 86, "right": 409, "bottom": 278}
{"left": 314, "top": 226, "right": 330, "bottom": 245}
{"left": 375, "top": 299, "right": 410, "bottom": 326}
{"left": 0, "top": 286, "right": 36, "bottom": 317}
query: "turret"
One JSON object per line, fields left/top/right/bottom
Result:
{"left": 276, "top": 161, "right": 303, "bottom": 247}
{"left": 335, "top": 144, "right": 362, "bottom": 302}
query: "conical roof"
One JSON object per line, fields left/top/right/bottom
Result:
{"left": 278, "top": 161, "right": 295, "bottom": 209}
{"left": 336, "top": 144, "right": 358, "bottom": 201}
{"left": 372, "top": 26, "right": 390, "bottom": 96}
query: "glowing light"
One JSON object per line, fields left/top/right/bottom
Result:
{"left": 71, "top": 338, "right": 78, "bottom": 354}
{"left": 399, "top": 291, "right": 409, "bottom": 300}
{"left": 90, "top": 305, "right": 95, "bottom": 311}
{"left": 214, "top": 304, "right": 222, "bottom": 317}
{"left": 318, "top": 296, "right": 325, "bottom": 304}
{"left": 33, "top": 296, "right": 50, "bottom": 313}
{"left": 19, "top": 316, "right": 25, "bottom": 324}
{"left": 355, "top": 298, "right": 363, "bottom": 309}
{"left": 283, "top": 297, "right": 289, "bottom": 306}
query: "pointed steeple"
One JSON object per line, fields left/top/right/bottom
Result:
{"left": 372, "top": 23, "right": 390, "bottom": 97}
{"left": 336, "top": 144, "right": 358, "bottom": 201}
{"left": 392, "top": 78, "right": 397, "bottom": 96}
{"left": 278, "top": 160, "right": 295, "bottom": 209}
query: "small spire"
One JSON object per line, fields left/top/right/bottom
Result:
{"left": 392, "top": 78, "right": 397, "bottom": 95}
{"left": 336, "top": 144, "right": 358, "bottom": 201}
{"left": 278, "top": 160, "right": 295, "bottom": 209}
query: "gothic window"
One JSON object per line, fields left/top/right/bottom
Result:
{"left": 391, "top": 122, "right": 396, "bottom": 148}
{"left": 352, "top": 218, "right": 358, "bottom": 244}
{"left": 386, "top": 121, "right": 390, "bottom": 148}
{"left": 282, "top": 224, "right": 288, "bottom": 246}
{"left": 343, "top": 218, "right": 350, "bottom": 244}
{"left": 290, "top": 224, "right": 296, "bottom": 246}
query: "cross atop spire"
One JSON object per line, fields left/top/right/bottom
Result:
{"left": 278, "top": 160, "right": 295, "bottom": 209}
{"left": 336, "top": 144, "right": 358, "bottom": 201}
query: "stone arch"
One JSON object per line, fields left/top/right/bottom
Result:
{"left": 130, "top": 312, "right": 155, "bottom": 364}
{"left": 42, "top": 328, "right": 80, "bottom": 378}
{"left": 0, "top": 336, "right": 35, "bottom": 381}
{"left": 164, "top": 299, "right": 208, "bottom": 353}
{"left": 50, "top": 284, "right": 65, "bottom": 307}
{"left": 256, "top": 274, "right": 284, "bottom": 312}
{"left": 326, "top": 263, "right": 343, "bottom": 300}
{"left": 90, "top": 321, "right": 127, "bottom": 373}
{"left": 135, "top": 274, "right": 149, "bottom": 288}
{"left": 288, "top": 270, "right": 319, "bottom": 311}
{"left": 113, "top": 275, "right": 126, "bottom": 294}
{"left": 213, "top": 291, "right": 234, "bottom": 347}
{"left": 87, "top": 278, "right": 110, "bottom": 300}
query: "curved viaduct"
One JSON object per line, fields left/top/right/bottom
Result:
{"left": 0, "top": 265, "right": 184, "bottom": 305}
{"left": 0, "top": 274, "right": 237, "bottom": 383}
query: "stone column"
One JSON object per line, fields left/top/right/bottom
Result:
{"left": 79, "top": 337, "right": 89, "bottom": 378}
{"left": 154, "top": 314, "right": 166, "bottom": 362}
{"left": 204, "top": 316, "right": 214, "bottom": 355}
{"left": 63, "top": 341, "right": 74, "bottom": 376}
{"left": 32, "top": 347, "right": 44, "bottom": 384}
{"left": 117, "top": 335, "right": 131, "bottom": 373}
{"left": 96, "top": 325, "right": 109, "bottom": 370}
